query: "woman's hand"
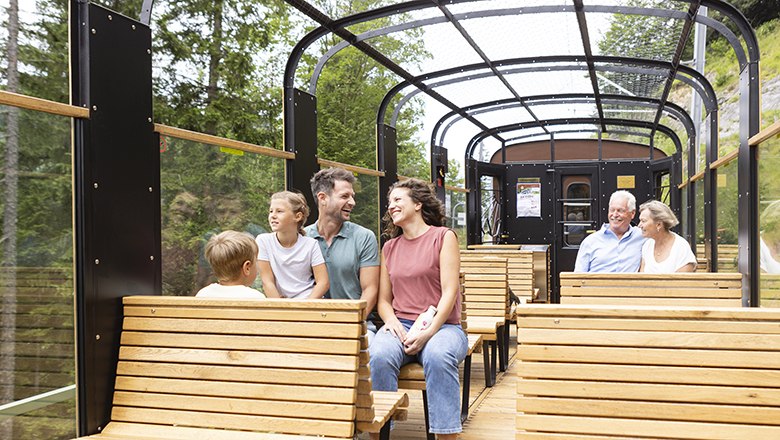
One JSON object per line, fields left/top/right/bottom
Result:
{"left": 382, "top": 318, "right": 407, "bottom": 341}
{"left": 403, "top": 326, "right": 434, "bottom": 355}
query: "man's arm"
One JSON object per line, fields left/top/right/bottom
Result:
{"left": 573, "top": 237, "right": 592, "bottom": 272}
{"left": 358, "top": 265, "right": 379, "bottom": 314}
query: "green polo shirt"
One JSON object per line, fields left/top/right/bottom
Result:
{"left": 304, "top": 221, "right": 379, "bottom": 300}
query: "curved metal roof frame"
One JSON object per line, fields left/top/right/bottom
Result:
{"left": 465, "top": 117, "right": 684, "bottom": 160}
{"left": 431, "top": 94, "right": 694, "bottom": 156}
{"left": 283, "top": 0, "right": 756, "bottom": 152}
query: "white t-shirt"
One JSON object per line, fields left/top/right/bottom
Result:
{"left": 760, "top": 237, "right": 780, "bottom": 274}
{"left": 641, "top": 232, "right": 697, "bottom": 273}
{"left": 256, "top": 233, "right": 325, "bottom": 298}
{"left": 196, "top": 283, "right": 266, "bottom": 298}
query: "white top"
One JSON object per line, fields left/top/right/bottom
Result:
{"left": 256, "top": 233, "right": 325, "bottom": 298}
{"left": 760, "top": 237, "right": 780, "bottom": 274}
{"left": 196, "top": 283, "right": 266, "bottom": 298}
{"left": 641, "top": 232, "right": 697, "bottom": 273}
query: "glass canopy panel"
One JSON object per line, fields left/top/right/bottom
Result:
{"left": 470, "top": 105, "right": 535, "bottom": 128}
{"left": 529, "top": 102, "right": 600, "bottom": 122}
{"left": 666, "top": 78, "right": 695, "bottom": 119}
{"left": 588, "top": 8, "right": 688, "bottom": 63}
{"left": 603, "top": 123, "right": 652, "bottom": 146}
{"left": 601, "top": 102, "right": 658, "bottom": 123}
{"left": 342, "top": 3, "right": 445, "bottom": 35}
{"left": 595, "top": 66, "right": 669, "bottom": 100}
{"left": 658, "top": 114, "right": 689, "bottom": 154}
{"left": 366, "top": 22, "right": 485, "bottom": 77}
{"left": 431, "top": 75, "right": 515, "bottom": 107}
{"left": 446, "top": 0, "right": 572, "bottom": 15}
{"left": 457, "top": 12, "right": 586, "bottom": 61}
{"left": 503, "top": 70, "right": 595, "bottom": 97}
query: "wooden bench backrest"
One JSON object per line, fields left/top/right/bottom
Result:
{"left": 113, "top": 296, "right": 367, "bottom": 439}
{"left": 461, "top": 250, "right": 534, "bottom": 302}
{"left": 762, "top": 274, "right": 780, "bottom": 308}
{"left": 460, "top": 256, "right": 508, "bottom": 319}
{"left": 516, "top": 304, "right": 780, "bottom": 439}
{"left": 697, "top": 243, "right": 739, "bottom": 271}
{"left": 559, "top": 272, "right": 743, "bottom": 306}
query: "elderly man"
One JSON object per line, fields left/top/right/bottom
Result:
{"left": 574, "top": 190, "right": 645, "bottom": 272}
{"left": 305, "top": 168, "right": 380, "bottom": 343}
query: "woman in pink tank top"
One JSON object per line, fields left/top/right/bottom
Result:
{"left": 369, "top": 178, "right": 467, "bottom": 439}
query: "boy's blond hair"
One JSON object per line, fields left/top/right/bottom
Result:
{"left": 204, "top": 230, "right": 258, "bottom": 283}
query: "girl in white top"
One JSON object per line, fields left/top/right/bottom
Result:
{"left": 638, "top": 200, "right": 697, "bottom": 273}
{"left": 257, "top": 191, "right": 329, "bottom": 298}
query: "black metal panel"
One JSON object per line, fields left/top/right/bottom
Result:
{"left": 465, "top": 158, "right": 480, "bottom": 245}
{"left": 738, "top": 61, "right": 761, "bottom": 306}
{"left": 70, "top": 2, "right": 159, "bottom": 435}
{"left": 378, "top": 124, "right": 398, "bottom": 241}
{"left": 598, "top": 160, "right": 654, "bottom": 224}
{"left": 704, "top": 110, "right": 720, "bottom": 271}
{"left": 284, "top": 88, "right": 319, "bottom": 214}
{"left": 505, "top": 163, "right": 555, "bottom": 245}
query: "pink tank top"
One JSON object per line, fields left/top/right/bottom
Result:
{"left": 383, "top": 226, "right": 461, "bottom": 325}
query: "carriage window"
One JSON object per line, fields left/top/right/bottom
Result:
{"left": 562, "top": 178, "right": 592, "bottom": 247}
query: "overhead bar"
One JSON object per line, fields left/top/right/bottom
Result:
{"left": 154, "top": 124, "right": 295, "bottom": 160}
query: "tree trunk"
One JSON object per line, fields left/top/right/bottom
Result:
{"left": 1, "top": 0, "right": 20, "bottom": 436}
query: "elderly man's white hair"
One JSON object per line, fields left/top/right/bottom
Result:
{"left": 610, "top": 190, "right": 636, "bottom": 212}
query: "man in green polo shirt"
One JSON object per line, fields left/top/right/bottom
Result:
{"left": 305, "top": 168, "right": 380, "bottom": 344}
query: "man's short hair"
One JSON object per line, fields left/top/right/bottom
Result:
{"left": 610, "top": 190, "right": 636, "bottom": 212}
{"left": 310, "top": 167, "right": 355, "bottom": 197}
{"left": 204, "top": 230, "right": 258, "bottom": 282}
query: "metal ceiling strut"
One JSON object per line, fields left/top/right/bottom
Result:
{"left": 572, "top": 0, "right": 606, "bottom": 132}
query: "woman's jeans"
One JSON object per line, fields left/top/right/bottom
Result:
{"left": 369, "top": 319, "right": 468, "bottom": 434}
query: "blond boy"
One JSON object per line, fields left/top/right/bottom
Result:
{"left": 196, "top": 230, "right": 265, "bottom": 298}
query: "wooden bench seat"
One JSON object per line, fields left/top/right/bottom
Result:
{"left": 460, "top": 256, "right": 509, "bottom": 380}
{"left": 75, "top": 296, "right": 407, "bottom": 440}
{"left": 515, "top": 304, "right": 780, "bottom": 439}
{"left": 559, "top": 272, "right": 743, "bottom": 306}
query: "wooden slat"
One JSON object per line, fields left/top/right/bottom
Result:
{"left": 750, "top": 119, "right": 780, "bottom": 146}
{"left": 123, "top": 295, "right": 365, "bottom": 310}
{"left": 560, "top": 297, "right": 742, "bottom": 306}
{"left": 97, "top": 422, "right": 347, "bottom": 439}
{"left": 559, "top": 287, "right": 741, "bottom": 298}
{"left": 0, "top": 90, "right": 90, "bottom": 118}
{"left": 122, "top": 305, "right": 363, "bottom": 322}
{"left": 518, "top": 316, "right": 780, "bottom": 334}
{"left": 118, "top": 346, "right": 359, "bottom": 371}
{"left": 516, "top": 414, "right": 780, "bottom": 439}
{"left": 517, "top": 396, "right": 780, "bottom": 425}
{"left": 120, "top": 331, "right": 360, "bottom": 354}
{"left": 111, "top": 407, "right": 354, "bottom": 438}
{"left": 516, "top": 304, "right": 780, "bottom": 320}
{"left": 317, "top": 158, "right": 385, "bottom": 177}
{"left": 112, "top": 391, "right": 356, "bottom": 420}
{"left": 114, "top": 376, "right": 357, "bottom": 404}
{"left": 116, "top": 361, "right": 358, "bottom": 387}
{"left": 121, "top": 317, "right": 363, "bottom": 338}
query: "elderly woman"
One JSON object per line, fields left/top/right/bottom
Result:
{"left": 760, "top": 200, "right": 780, "bottom": 273}
{"left": 369, "top": 178, "right": 465, "bottom": 440}
{"left": 638, "top": 200, "right": 696, "bottom": 273}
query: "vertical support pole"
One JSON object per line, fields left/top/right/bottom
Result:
{"left": 378, "top": 123, "right": 398, "bottom": 240}
{"left": 70, "top": 2, "right": 160, "bottom": 435}
{"left": 432, "top": 146, "right": 448, "bottom": 204}
{"left": 283, "top": 88, "right": 319, "bottom": 215}
{"left": 704, "top": 111, "right": 719, "bottom": 271}
{"left": 466, "top": 158, "right": 480, "bottom": 245}
{"left": 738, "top": 61, "right": 760, "bottom": 306}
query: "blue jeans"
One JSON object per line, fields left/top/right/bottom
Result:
{"left": 366, "top": 320, "right": 377, "bottom": 346}
{"left": 369, "top": 319, "right": 468, "bottom": 434}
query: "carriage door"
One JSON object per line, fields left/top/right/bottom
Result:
{"left": 555, "top": 166, "right": 599, "bottom": 277}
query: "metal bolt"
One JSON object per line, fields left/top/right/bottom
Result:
{"left": 95, "top": 334, "right": 100, "bottom": 340}
{"left": 147, "top": 49, "right": 151, "bottom": 54}
{"left": 148, "top": 187, "right": 153, "bottom": 192}
{"left": 93, "top": 182, "right": 98, "bottom": 189}
{"left": 147, "top": 117, "right": 152, "bottom": 122}
{"left": 91, "top": 28, "right": 96, "bottom": 34}
{"left": 554, "top": 319, "right": 560, "bottom": 324}
{"left": 95, "top": 259, "right": 100, "bottom": 265}
{"left": 151, "top": 308, "right": 156, "bottom": 314}
{"left": 108, "top": 15, "right": 112, "bottom": 21}
{"left": 131, "top": 24, "right": 136, "bottom": 30}
{"left": 92, "top": 105, "right": 97, "bottom": 111}
{"left": 150, "top": 255, "right": 155, "bottom": 261}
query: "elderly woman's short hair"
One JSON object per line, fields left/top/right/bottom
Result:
{"left": 639, "top": 200, "right": 679, "bottom": 230}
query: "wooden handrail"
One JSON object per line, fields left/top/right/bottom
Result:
{"left": 677, "top": 179, "right": 689, "bottom": 190}
{"left": 316, "top": 158, "right": 385, "bottom": 177}
{"left": 0, "top": 90, "right": 89, "bottom": 118}
{"left": 710, "top": 148, "right": 739, "bottom": 170}
{"left": 749, "top": 120, "right": 780, "bottom": 146}
{"left": 690, "top": 170, "right": 705, "bottom": 182}
{"left": 154, "top": 124, "right": 294, "bottom": 159}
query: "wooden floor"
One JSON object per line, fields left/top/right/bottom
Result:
{"left": 368, "top": 325, "right": 518, "bottom": 439}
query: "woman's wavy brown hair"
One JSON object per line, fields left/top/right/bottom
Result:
{"left": 382, "top": 178, "right": 446, "bottom": 239}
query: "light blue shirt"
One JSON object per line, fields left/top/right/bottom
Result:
{"left": 304, "top": 221, "right": 379, "bottom": 300}
{"left": 574, "top": 224, "right": 645, "bottom": 272}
